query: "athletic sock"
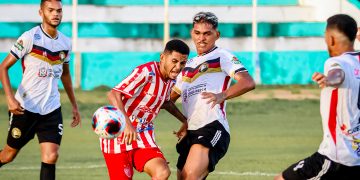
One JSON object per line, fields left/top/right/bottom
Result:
{"left": 40, "top": 162, "right": 55, "bottom": 180}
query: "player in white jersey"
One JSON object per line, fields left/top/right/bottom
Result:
{"left": 170, "top": 12, "right": 256, "bottom": 179}
{"left": 0, "top": 1, "right": 81, "bottom": 179}
{"left": 275, "top": 14, "right": 360, "bottom": 180}
{"left": 101, "top": 39, "right": 189, "bottom": 180}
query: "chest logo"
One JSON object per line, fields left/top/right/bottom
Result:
{"left": 199, "top": 63, "right": 208, "bottom": 73}
{"left": 59, "top": 51, "right": 66, "bottom": 62}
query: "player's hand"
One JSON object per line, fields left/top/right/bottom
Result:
{"left": 8, "top": 98, "right": 24, "bottom": 115}
{"left": 122, "top": 121, "right": 138, "bottom": 145}
{"left": 312, "top": 72, "right": 327, "bottom": 88}
{"left": 70, "top": 106, "right": 81, "bottom": 127}
{"left": 201, "top": 91, "right": 226, "bottom": 108}
{"left": 173, "top": 123, "right": 187, "bottom": 141}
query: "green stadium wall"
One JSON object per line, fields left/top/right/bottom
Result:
{"left": 0, "top": 51, "right": 328, "bottom": 90}
{"left": 0, "top": 0, "right": 298, "bottom": 6}
{"left": 0, "top": 22, "right": 326, "bottom": 38}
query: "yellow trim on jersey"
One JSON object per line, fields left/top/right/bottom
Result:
{"left": 173, "top": 86, "right": 182, "bottom": 95}
{"left": 29, "top": 53, "right": 63, "bottom": 65}
{"left": 182, "top": 68, "right": 222, "bottom": 83}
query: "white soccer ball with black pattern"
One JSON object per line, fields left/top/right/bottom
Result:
{"left": 91, "top": 105, "right": 126, "bottom": 139}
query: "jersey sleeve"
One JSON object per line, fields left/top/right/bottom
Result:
{"left": 220, "top": 52, "right": 247, "bottom": 78}
{"left": 10, "top": 31, "right": 33, "bottom": 60}
{"left": 323, "top": 58, "right": 343, "bottom": 76}
{"left": 173, "top": 72, "right": 183, "bottom": 95}
{"left": 63, "top": 43, "right": 71, "bottom": 64}
{"left": 112, "top": 67, "right": 149, "bottom": 98}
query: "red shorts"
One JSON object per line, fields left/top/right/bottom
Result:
{"left": 102, "top": 148, "right": 166, "bottom": 180}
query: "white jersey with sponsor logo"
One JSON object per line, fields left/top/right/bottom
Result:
{"left": 10, "top": 25, "right": 71, "bottom": 115}
{"left": 318, "top": 52, "right": 360, "bottom": 166}
{"left": 101, "top": 61, "right": 174, "bottom": 154}
{"left": 173, "top": 47, "right": 247, "bottom": 133}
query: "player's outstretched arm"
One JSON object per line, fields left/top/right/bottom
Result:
{"left": 312, "top": 69, "right": 344, "bottom": 88}
{"left": 202, "top": 71, "right": 255, "bottom": 108}
{"left": 0, "top": 54, "right": 24, "bottom": 115}
{"left": 161, "top": 100, "right": 188, "bottom": 139}
{"left": 107, "top": 90, "right": 137, "bottom": 144}
{"left": 61, "top": 63, "right": 81, "bottom": 127}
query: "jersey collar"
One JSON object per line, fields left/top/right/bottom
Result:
{"left": 197, "top": 46, "right": 218, "bottom": 57}
{"left": 40, "top": 24, "right": 59, "bottom": 40}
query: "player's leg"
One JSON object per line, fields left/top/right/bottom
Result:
{"left": 0, "top": 111, "right": 37, "bottom": 167}
{"left": 40, "top": 142, "right": 59, "bottom": 180}
{"left": 181, "top": 144, "right": 209, "bottom": 179}
{"left": 0, "top": 145, "right": 19, "bottom": 166}
{"left": 102, "top": 152, "right": 133, "bottom": 180}
{"left": 134, "top": 148, "right": 170, "bottom": 180}
{"left": 37, "top": 108, "right": 63, "bottom": 180}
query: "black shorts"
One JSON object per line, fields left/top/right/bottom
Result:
{"left": 176, "top": 120, "right": 230, "bottom": 172}
{"left": 282, "top": 152, "right": 360, "bottom": 180}
{"left": 7, "top": 107, "right": 63, "bottom": 149}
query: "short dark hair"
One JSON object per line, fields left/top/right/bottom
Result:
{"left": 326, "top": 14, "right": 357, "bottom": 42}
{"left": 41, "top": 0, "right": 62, "bottom": 7}
{"left": 163, "top": 39, "right": 190, "bottom": 56}
{"left": 193, "top": 12, "right": 218, "bottom": 29}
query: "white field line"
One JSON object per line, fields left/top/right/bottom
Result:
{"left": 1, "top": 165, "right": 277, "bottom": 177}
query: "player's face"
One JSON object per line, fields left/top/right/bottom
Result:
{"left": 191, "top": 22, "right": 219, "bottom": 55}
{"left": 39, "top": 1, "right": 63, "bottom": 28}
{"left": 160, "top": 51, "right": 188, "bottom": 80}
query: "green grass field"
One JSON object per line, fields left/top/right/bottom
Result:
{"left": 0, "top": 88, "right": 323, "bottom": 180}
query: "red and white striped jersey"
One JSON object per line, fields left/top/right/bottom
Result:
{"left": 101, "top": 61, "right": 175, "bottom": 154}
{"left": 318, "top": 52, "right": 360, "bottom": 166}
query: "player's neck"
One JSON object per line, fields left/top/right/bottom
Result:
{"left": 41, "top": 23, "right": 58, "bottom": 39}
{"left": 158, "top": 62, "right": 168, "bottom": 81}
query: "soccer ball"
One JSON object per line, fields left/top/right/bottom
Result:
{"left": 92, "top": 105, "right": 126, "bottom": 139}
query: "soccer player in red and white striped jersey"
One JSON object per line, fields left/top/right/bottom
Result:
{"left": 100, "top": 39, "right": 189, "bottom": 180}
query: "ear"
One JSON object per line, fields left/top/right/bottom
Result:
{"left": 160, "top": 53, "right": 165, "bottom": 63}
{"left": 216, "top": 31, "right": 220, "bottom": 40}
{"left": 330, "top": 35, "right": 335, "bottom": 47}
{"left": 39, "top": 8, "right": 43, "bottom": 17}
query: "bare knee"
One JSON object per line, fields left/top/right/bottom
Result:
{"left": 41, "top": 151, "right": 59, "bottom": 164}
{"left": 0, "top": 147, "right": 19, "bottom": 164}
{"left": 152, "top": 166, "right": 171, "bottom": 180}
{"left": 181, "top": 169, "right": 198, "bottom": 180}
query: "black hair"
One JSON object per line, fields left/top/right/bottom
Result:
{"left": 41, "top": 0, "right": 61, "bottom": 7}
{"left": 193, "top": 12, "right": 218, "bottom": 29}
{"left": 163, "top": 39, "right": 190, "bottom": 55}
{"left": 326, "top": 14, "right": 357, "bottom": 42}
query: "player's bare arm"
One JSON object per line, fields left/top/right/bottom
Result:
{"left": 161, "top": 100, "right": 188, "bottom": 140}
{"left": 312, "top": 69, "right": 345, "bottom": 88}
{"left": 61, "top": 63, "right": 81, "bottom": 127}
{"left": 202, "top": 71, "right": 255, "bottom": 108}
{"left": 107, "top": 90, "right": 137, "bottom": 145}
{"left": 0, "top": 54, "right": 24, "bottom": 115}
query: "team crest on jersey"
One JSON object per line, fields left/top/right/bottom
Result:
{"left": 14, "top": 40, "right": 24, "bottom": 51}
{"left": 59, "top": 51, "right": 66, "bottom": 62}
{"left": 330, "top": 63, "right": 340, "bottom": 67}
{"left": 354, "top": 68, "right": 359, "bottom": 76}
{"left": 199, "top": 63, "right": 208, "bottom": 72}
{"left": 34, "top": 34, "right": 41, "bottom": 40}
{"left": 231, "top": 56, "right": 241, "bottom": 64}
{"left": 11, "top": 127, "right": 21, "bottom": 139}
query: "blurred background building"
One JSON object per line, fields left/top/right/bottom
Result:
{"left": 0, "top": 0, "right": 359, "bottom": 90}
